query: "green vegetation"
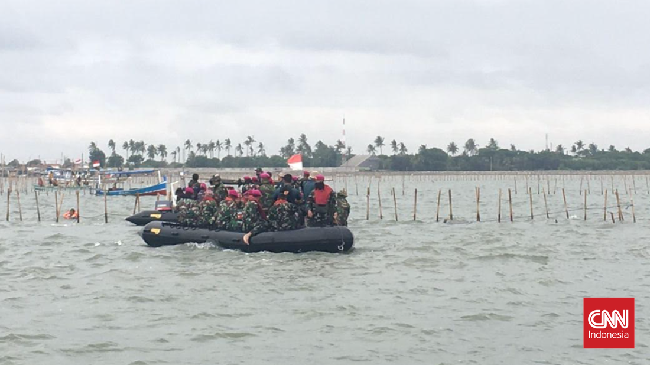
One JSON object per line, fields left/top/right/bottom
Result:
{"left": 18, "top": 136, "right": 650, "bottom": 171}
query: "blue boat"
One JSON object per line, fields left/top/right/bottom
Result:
{"left": 95, "top": 169, "right": 167, "bottom": 196}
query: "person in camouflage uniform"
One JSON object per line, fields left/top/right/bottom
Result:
{"left": 177, "top": 199, "right": 201, "bottom": 227}
{"left": 267, "top": 186, "right": 300, "bottom": 232}
{"left": 209, "top": 174, "right": 228, "bottom": 203}
{"left": 334, "top": 189, "right": 350, "bottom": 226}
{"left": 215, "top": 190, "right": 244, "bottom": 231}
{"left": 241, "top": 189, "right": 269, "bottom": 244}
{"left": 198, "top": 191, "right": 219, "bottom": 227}
{"left": 306, "top": 174, "right": 336, "bottom": 227}
{"left": 258, "top": 172, "right": 276, "bottom": 211}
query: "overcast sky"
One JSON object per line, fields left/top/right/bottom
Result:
{"left": 2, "top": 0, "right": 650, "bottom": 162}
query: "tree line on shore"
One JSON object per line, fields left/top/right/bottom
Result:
{"left": 7, "top": 135, "right": 650, "bottom": 171}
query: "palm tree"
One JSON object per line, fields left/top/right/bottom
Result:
{"left": 257, "top": 142, "right": 266, "bottom": 156}
{"left": 588, "top": 143, "right": 598, "bottom": 156}
{"left": 391, "top": 139, "right": 398, "bottom": 155}
{"left": 418, "top": 144, "right": 427, "bottom": 154}
{"left": 297, "top": 134, "right": 311, "bottom": 157}
{"left": 137, "top": 141, "right": 146, "bottom": 156}
{"left": 608, "top": 145, "right": 617, "bottom": 152}
{"left": 128, "top": 139, "right": 136, "bottom": 157}
{"left": 487, "top": 138, "right": 498, "bottom": 150}
{"left": 176, "top": 146, "right": 181, "bottom": 162}
{"left": 510, "top": 144, "right": 517, "bottom": 152}
{"left": 374, "top": 136, "right": 385, "bottom": 155}
{"left": 170, "top": 150, "right": 177, "bottom": 163}
{"left": 346, "top": 146, "right": 353, "bottom": 156}
{"left": 464, "top": 139, "right": 477, "bottom": 156}
{"left": 335, "top": 140, "right": 345, "bottom": 153}
{"left": 215, "top": 140, "right": 222, "bottom": 159}
{"left": 235, "top": 143, "right": 243, "bottom": 157}
{"left": 108, "top": 139, "right": 116, "bottom": 155}
{"left": 367, "top": 144, "right": 376, "bottom": 155}
{"left": 555, "top": 144, "right": 564, "bottom": 154}
{"left": 122, "top": 141, "right": 129, "bottom": 159}
{"left": 245, "top": 136, "right": 256, "bottom": 156}
{"left": 184, "top": 139, "right": 192, "bottom": 161}
{"left": 447, "top": 142, "right": 458, "bottom": 156}
{"left": 196, "top": 142, "right": 203, "bottom": 155}
{"left": 224, "top": 138, "right": 232, "bottom": 156}
{"left": 146, "top": 145, "right": 157, "bottom": 160}
{"left": 157, "top": 144, "right": 167, "bottom": 161}
{"left": 398, "top": 142, "right": 407, "bottom": 155}
{"left": 208, "top": 140, "right": 216, "bottom": 158}
{"left": 574, "top": 140, "right": 585, "bottom": 154}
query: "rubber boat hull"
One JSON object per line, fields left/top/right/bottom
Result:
{"left": 141, "top": 221, "right": 354, "bottom": 253}
{"left": 126, "top": 210, "right": 179, "bottom": 225}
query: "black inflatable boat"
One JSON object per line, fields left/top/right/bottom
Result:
{"left": 126, "top": 210, "right": 179, "bottom": 226}
{"left": 141, "top": 221, "right": 354, "bottom": 253}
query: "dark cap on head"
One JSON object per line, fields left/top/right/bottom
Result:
{"left": 192, "top": 173, "right": 199, "bottom": 181}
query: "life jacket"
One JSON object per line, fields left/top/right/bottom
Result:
{"left": 63, "top": 211, "right": 78, "bottom": 219}
{"left": 313, "top": 185, "right": 333, "bottom": 205}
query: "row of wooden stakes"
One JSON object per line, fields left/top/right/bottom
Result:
{"left": 363, "top": 186, "right": 635, "bottom": 223}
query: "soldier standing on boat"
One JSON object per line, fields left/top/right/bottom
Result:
{"left": 306, "top": 174, "right": 335, "bottom": 227}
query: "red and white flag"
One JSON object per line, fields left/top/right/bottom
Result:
{"left": 287, "top": 154, "right": 303, "bottom": 170}
{"left": 92, "top": 160, "right": 100, "bottom": 168}
{"left": 74, "top": 158, "right": 82, "bottom": 165}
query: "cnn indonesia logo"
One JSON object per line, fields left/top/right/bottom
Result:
{"left": 584, "top": 298, "right": 635, "bottom": 348}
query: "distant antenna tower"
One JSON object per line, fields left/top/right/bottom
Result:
{"left": 545, "top": 134, "right": 549, "bottom": 151}
{"left": 341, "top": 118, "right": 347, "bottom": 165}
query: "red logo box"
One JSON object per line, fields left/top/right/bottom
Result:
{"left": 584, "top": 298, "right": 634, "bottom": 348}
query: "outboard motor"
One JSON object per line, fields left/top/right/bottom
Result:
{"left": 155, "top": 200, "right": 173, "bottom": 211}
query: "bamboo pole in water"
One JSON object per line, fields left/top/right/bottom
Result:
{"left": 603, "top": 189, "right": 607, "bottom": 222}
{"left": 562, "top": 188, "right": 569, "bottom": 219}
{"left": 17, "top": 191, "right": 22, "bottom": 221}
{"left": 543, "top": 188, "right": 549, "bottom": 219}
{"left": 5, "top": 188, "right": 10, "bottom": 221}
{"left": 436, "top": 189, "right": 441, "bottom": 222}
{"left": 392, "top": 187, "right": 398, "bottom": 221}
{"left": 448, "top": 189, "right": 453, "bottom": 221}
{"left": 528, "top": 187, "right": 533, "bottom": 220}
{"left": 631, "top": 193, "right": 636, "bottom": 223}
{"left": 498, "top": 188, "right": 502, "bottom": 223}
{"left": 583, "top": 190, "right": 587, "bottom": 221}
{"left": 611, "top": 211, "right": 615, "bottom": 224}
{"left": 377, "top": 184, "right": 383, "bottom": 220}
{"left": 615, "top": 190, "right": 623, "bottom": 222}
{"left": 508, "top": 188, "right": 513, "bottom": 222}
{"left": 104, "top": 190, "right": 108, "bottom": 223}
{"left": 413, "top": 188, "right": 417, "bottom": 221}
{"left": 476, "top": 187, "right": 480, "bottom": 222}
{"left": 56, "top": 192, "right": 65, "bottom": 223}
{"left": 133, "top": 194, "right": 139, "bottom": 215}
{"left": 76, "top": 190, "right": 80, "bottom": 223}
{"left": 54, "top": 191, "right": 59, "bottom": 223}
{"left": 365, "top": 187, "right": 370, "bottom": 220}
{"left": 35, "top": 190, "right": 41, "bottom": 222}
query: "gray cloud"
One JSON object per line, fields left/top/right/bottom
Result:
{"left": 2, "top": 0, "right": 650, "bottom": 161}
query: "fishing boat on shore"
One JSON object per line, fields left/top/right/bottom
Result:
{"left": 95, "top": 169, "right": 167, "bottom": 196}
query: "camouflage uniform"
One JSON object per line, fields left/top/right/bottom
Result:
{"left": 259, "top": 182, "right": 276, "bottom": 210}
{"left": 307, "top": 186, "right": 336, "bottom": 227}
{"left": 242, "top": 200, "right": 268, "bottom": 236}
{"left": 268, "top": 201, "right": 300, "bottom": 231}
{"left": 335, "top": 191, "right": 350, "bottom": 226}
{"left": 177, "top": 200, "right": 201, "bottom": 227}
{"left": 215, "top": 199, "right": 244, "bottom": 232}
{"left": 212, "top": 183, "right": 228, "bottom": 203}
{"left": 198, "top": 199, "right": 219, "bottom": 227}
